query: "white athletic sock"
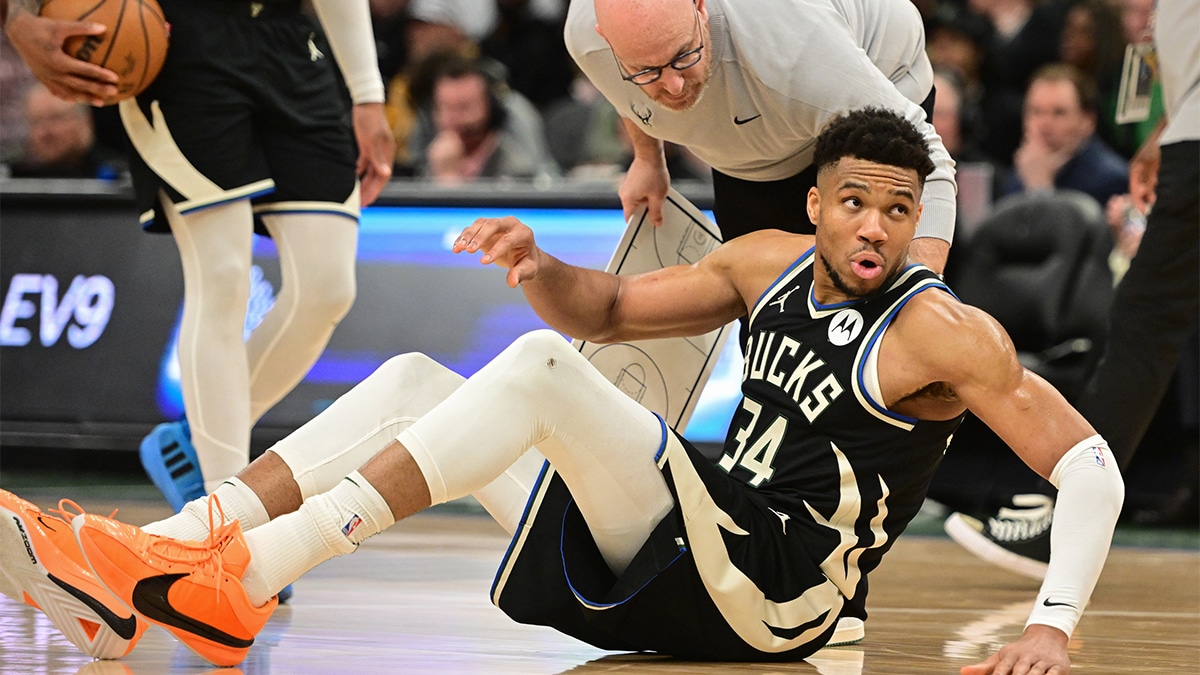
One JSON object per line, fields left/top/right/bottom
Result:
{"left": 241, "top": 472, "right": 394, "bottom": 606}
{"left": 142, "top": 478, "right": 270, "bottom": 541}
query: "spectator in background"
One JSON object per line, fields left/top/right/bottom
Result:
{"left": 409, "top": 53, "right": 559, "bottom": 183}
{"left": 9, "top": 82, "right": 125, "bottom": 179}
{"left": 0, "top": 32, "right": 37, "bottom": 166}
{"left": 931, "top": 66, "right": 988, "bottom": 163}
{"left": 945, "top": 0, "right": 1199, "bottom": 572}
{"left": 1057, "top": 0, "right": 1133, "bottom": 157}
{"left": 1001, "top": 64, "right": 1128, "bottom": 207}
{"left": 970, "top": 0, "right": 1070, "bottom": 166}
{"left": 924, "top": 2, "right": 990, "bottom": 108}
{"left": 480, "top": 0, "right": 573, "bottom": 110}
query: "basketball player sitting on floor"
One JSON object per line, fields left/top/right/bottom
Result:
{"left": 2, "top": 108, "right": 1122, "bottom": 674}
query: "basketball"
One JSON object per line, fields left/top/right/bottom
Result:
{"left": 39, "top": 0, "right": 169, "bottom": 105}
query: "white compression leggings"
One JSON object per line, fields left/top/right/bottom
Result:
{"left": 164, "top": 198, "right": 358, "bottom": 490}
{"left": 270, "top": 330, "right": 675, "bottom": 574}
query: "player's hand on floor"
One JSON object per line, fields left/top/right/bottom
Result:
{"left": 961, "top": 624, "right": 1070, "bottom": 675}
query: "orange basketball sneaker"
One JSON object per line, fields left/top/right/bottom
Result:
{"left": 73, "top": 497, "right": 278, "bottom": 667}
{"left": 0, "top": 490, "right": 148, "bottom": 658}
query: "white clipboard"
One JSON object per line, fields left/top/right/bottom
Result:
{"left": 572, "top": 189, "right": 734, "bottom": 432}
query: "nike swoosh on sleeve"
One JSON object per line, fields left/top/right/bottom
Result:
{"left": 48, "top": 573, "right": 140, "bottom": 640}
{"left": 1042, "top": 598, "right": 1077, "bottom": 608}
{"left": 734, "top": 114, "right": 762, "bottom": 125}
{"left": 132, "top": 574, "right": 254, "bottom": 648}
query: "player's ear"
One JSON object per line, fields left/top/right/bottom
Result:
{"left": 806, "top": 186, "right": 821, "bottom": 227}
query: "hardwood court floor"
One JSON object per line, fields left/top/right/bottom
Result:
{"left": 0, "top": 495, "right": 1197, "bottom": 675}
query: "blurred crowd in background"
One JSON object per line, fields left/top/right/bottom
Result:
{"left": 0, "top": 0, "right": 1166, "bottom": 263}
{"left": 0, "top": 0, "right": 1193, "bottom": 522}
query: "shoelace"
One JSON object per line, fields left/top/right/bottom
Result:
{"left": 52, "top": 499, "right": 118, "bottom": 522}
{"left": 145, "top": 494, "right": 238, "bottom": 602}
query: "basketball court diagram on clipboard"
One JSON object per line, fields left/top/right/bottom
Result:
{"left": 573, "top": 189, "right": 733, "bottom": 432}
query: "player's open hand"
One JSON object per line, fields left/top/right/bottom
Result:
{"left": 5, "top": 11, "right": 119, "bottom": 105}
{"left": 961, "top": 624, "right": 1070, "bottom": 675}
{"left": 352, "top": 102, "right": 395, "bottom": 206}
{"left": 453, "top": 216, "right": 542, "bottom": 288}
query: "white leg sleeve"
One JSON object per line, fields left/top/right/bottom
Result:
{"left": 266, "top": 351, "right": 546, "bottom": 534}
{"left": 165, "top": 198, "right": 256, "bottom": 488}
{"left": 400, "top": 330, "right": 674, "bottom": 574}
{"left": 247, "top": 213, "right": 358, "bottom": 423}
{"left": 269, "top": 353, "right": 465, "bottom": 499}
{"left": 1026, "top": 435, "right": 1124, "bottom": 636}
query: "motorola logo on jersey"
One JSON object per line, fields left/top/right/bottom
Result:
{"left": 0, "top": 273, "right": 115, "bottom": 348}
{"left": 827, "top": 308, "right": 864, "bottom": 346}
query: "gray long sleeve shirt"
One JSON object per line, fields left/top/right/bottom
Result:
{"left": 566, "top": 0, "right": 958, "bottom": 242}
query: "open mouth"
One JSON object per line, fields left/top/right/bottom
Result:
{"left": 851, "top": 258, "right": 883, "bottom": 280}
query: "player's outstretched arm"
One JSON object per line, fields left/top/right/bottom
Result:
{"left": 892, "top": 294, "right": 1123, "bottom": 674}
{"left": 453, "top": 216, "right": 752, "bottom": 343}
{"left": 3, "top": 0, "right": 119, "bottom": 105}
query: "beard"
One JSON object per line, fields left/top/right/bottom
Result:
{"left": 820, "top": 253, "right": 859, "bottom": 298}
{"left": 650, "top": 59, "right": 713, "bottom": 112}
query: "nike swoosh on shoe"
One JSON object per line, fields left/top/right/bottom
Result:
{"left": 48, "top": 573, "right": 140, "bottom": 640}
{"left": 132, "top": 574, "right": 254, "bottom": 648}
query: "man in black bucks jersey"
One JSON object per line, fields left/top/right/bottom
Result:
{"left": 42, "top": 109, "right": 1121, "bottom": 674}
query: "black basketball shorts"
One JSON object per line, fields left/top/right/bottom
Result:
{"left": 121, "top": 0, "right": 359, "bottom": 233}
{"left": 491, "top": 423, "right": 847, "bottom": 661}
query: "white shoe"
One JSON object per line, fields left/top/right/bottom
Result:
{"left": 827, "top": 616, "right": 865, "bottom": 646}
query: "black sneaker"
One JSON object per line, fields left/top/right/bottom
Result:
{"left": 943, "top": 494, "right": 1052, "bottom": 580}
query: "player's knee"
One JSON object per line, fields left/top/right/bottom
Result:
{"left": 279, "top": 270, "right": 355, "bottom": 327}
{"left": 494, "top": 330, "right": 588, "bottom": 402}
{"left": 508, "top": 330, "right": 577, "bottom": 369}
{"left": 196, "top": 255, "right": 253, "bottom": 301}
{"left": 375, "top": 352, "right": 464, "bottom": 400}
{"left": 314, "top": 275, "right": 356, "bottom": 323}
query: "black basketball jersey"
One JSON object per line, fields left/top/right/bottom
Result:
{"left": 491, "top": 247, "right": 967, "bottom": 660}
{"left": 718, "top": 246, "right": 964, "bottom": 615}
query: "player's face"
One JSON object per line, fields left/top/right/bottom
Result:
{"left": 807, "top": 158, "right": 922, "bottom": 302}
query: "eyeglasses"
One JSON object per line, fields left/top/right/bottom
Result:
{"left": 611, "top": 0, "right": 704, "bottom": 86}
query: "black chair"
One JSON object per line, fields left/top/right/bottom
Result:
{"left": 947, "top": 189, "right": 1115, "bottom": 400}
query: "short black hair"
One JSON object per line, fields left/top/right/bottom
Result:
{"left": 812, "top": 108, "right": 935, "bottom": 185}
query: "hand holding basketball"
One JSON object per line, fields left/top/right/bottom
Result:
{"left": 37, "top": 0, "right": 169, "bottom": 106}
{"left": 4, "top": 10, "right": 113, "bottom": 104}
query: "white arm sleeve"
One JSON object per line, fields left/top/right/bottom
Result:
{"left": 1025, "top": 434, "right": 1124, "bottom": 636}
{"left": 308, "top": 0, "right": 386, "bottom": 105}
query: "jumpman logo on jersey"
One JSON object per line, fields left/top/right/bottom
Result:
{"left": 768, "top": 508, "right": 791, "bottom": 534}
{"left": 307, "top": 33, "right": 325, "bottom": 62}
{"left": 768, "top": 285, "right": 802, "bottom": 313}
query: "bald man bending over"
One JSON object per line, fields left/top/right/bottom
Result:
{"left": 568, "top": 0, "right": 956, "bottom": 274}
